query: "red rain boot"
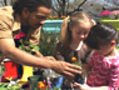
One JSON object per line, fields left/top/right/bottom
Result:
{"left": 1, "top": 61, "right": 19, "bottom": 82}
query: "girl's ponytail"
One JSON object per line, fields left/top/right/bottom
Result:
{"left": 59, "top": 16, "right": 70, "bottom": 44}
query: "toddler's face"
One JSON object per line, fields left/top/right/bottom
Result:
{"left": 94, "top": 44, "right": 114, "bottom": 56}
{"left": 71, "top": 22, "right": 92, "bottom": 41}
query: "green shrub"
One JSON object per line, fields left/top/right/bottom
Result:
{"left": 39, "top": 30, "right": 59, "bottom": 56}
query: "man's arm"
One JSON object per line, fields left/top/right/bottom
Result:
{"left": 34, "top": 50, "right": 56, "bottom": 61}
{"left": 0, "top": 38, "right": 53, "bottom": 67}
{"left": 0, "top": 38, "right": 82, "bottom": 78}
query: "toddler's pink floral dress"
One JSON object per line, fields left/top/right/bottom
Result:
{"left": 87, "top": 51, "right": 119, "bottom": 90}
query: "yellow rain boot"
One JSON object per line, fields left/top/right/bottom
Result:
{"left": 18, "top": 65, "right": 33, "bottom": 86}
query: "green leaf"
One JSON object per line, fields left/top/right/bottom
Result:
{"left": 10, "top": 85, "right": 21, "bottom": 90}
{"left": 33, "top": 46, "right": 40, "bottom": 51}
{"left": 24, "top": 41, "right": 30, "bottom": 46}
{"left": 29, "top": 45, "right": 35, "bottom": 49}
{"left": 4, "top": 77, "right": 12, "bottom": 82}
{"left": 74, "top": 62, "right": 82, "bottom": 66}
{"left": 25, "top": 48, "right": 31, "bottom": 53}
{"left": 0, "top": 83, "right": 9, "bottom": 90}
{"left": 19, "top": 45, "right": 26, "bottom": 50}
{"left": 19, "top": 46, "right": 22, "bottom": 50}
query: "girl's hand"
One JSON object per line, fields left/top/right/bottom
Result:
{"left": 73, "top": 83, "right": 91, "bottom": 90}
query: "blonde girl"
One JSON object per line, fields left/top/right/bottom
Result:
{"left": 54, "top": 12, "right": 95, "bottom": 89}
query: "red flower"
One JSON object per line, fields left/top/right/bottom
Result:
{"left": 25, "top": 46, "right": 29, "bottom": 49}
{"left": 99, "top": 10, "right": 112, "bottom": 16}
{"left": 15, "top": 31, "right": 26, "bottom": 39}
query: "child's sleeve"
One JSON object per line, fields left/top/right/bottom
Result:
{"left": 54, "top": 42, "right": 65, "bottom": 61}
{"left": 108, "top": 61, "right": 119, "bottom": 90}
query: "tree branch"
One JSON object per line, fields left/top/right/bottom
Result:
{"left": 57, "top": 0, "right": 62, "bottom": 7}
{"left": 66, "top": 0, "right": 87, "bottom": 15}
{"left": 78, "top": 0, "right": 87, "bottom": 8}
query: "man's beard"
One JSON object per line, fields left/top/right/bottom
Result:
{"left": 26, "top": 15, "right": 43, "bottom": 30}
{"left": 28, "top": 21, "right": 43, "bottom": 30}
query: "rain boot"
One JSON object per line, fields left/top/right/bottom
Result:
{"left": 1, "top": 61, "right": 19, "bottom": 82}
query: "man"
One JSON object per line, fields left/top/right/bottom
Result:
{"left": 0, "top": 0, "right": 81, "bottom": 79}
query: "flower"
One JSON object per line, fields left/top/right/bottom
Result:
{"left": 19, "top": 41, "right": 40, "bottom": 54}
{"left": 112, "top": 10, "right": 119, "bottom": 15}
{"left": 3, "top": 77, "right": 22, "bottom": 89}
{"left": 112, "top": 10, "right": 119, "bottom": 19}
{"left": 38, "top": 81, "right": 46, "bottom": 89}
{"left": 71, "top": 57, "right": 84, "bottom": 84}
{"left": 99, "top": 10, "right": 119, "bottom": 20}
{"left": 15, "top": 31, "right": 40, "bottom": 54}
{"left": 47, "top": 15, "right": 67, "bottom": 20}
{"left": 71, "top": 57, "right": 81, "bottom": 66}
{"left": 99, "top": 10, "right": 112, "bottom": 16}
{"left": 15, "top": 31, "right": 26, "bottom": 39}
{"left": 71, "top": 57, "right": 77, "bottom": 62}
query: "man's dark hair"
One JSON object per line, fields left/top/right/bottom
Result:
{"left": 13, "top": 0, "right": 52, "bottom": 15}
{"left": 84, "top": 24, "right": 119, "bottom": 50}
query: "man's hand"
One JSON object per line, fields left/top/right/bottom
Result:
{"left": 51, "top": 61, "right": 82, "bottom": 79}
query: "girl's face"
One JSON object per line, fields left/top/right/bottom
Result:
{"left": 70, "top": 22, "right": 92, "bottom": 41}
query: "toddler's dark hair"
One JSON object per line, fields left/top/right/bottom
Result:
{"left": 84, "top": 24, "right": 119, "bottom": 50}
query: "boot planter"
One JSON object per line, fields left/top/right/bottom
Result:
{"left": 17, "top": 65, "right": 33, "bottom": 86}
{"left": 100, "top": 19, "right": 119, "bottom": 31}
{"left": 1, "top": 61, "right": 19, "bottom": 82}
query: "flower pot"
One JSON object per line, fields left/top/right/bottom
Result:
{"left": 18, "top": 65, "right": 33, "bottom": 86}
{"left": 1, "top": 61, "right": 19, "bottom": 82}
{"left": 42, "top": 20, "right": 64, "bottom": 33}
{"left": 100, "top": 19, "right": 119, "bottom": 31}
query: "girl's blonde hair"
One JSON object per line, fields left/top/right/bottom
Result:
{"left": 59, "top": 12, "right": 96, "bottom": 46}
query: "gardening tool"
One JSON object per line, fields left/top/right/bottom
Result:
{"left": 18, "top": 65, "right": 33, "bottom": 86}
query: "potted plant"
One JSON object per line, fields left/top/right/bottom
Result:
{"left": 99, "top": 10, "right": 119, "bottom": 31}
{"left": 42, "top": 15, "right": 67, "bottom": 33}
{"left": 14, "top": 31, "right": 40, "bottom": 86}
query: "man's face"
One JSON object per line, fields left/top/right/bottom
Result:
{"left": 25, "top": 6, "right": 51, "bottom": 29}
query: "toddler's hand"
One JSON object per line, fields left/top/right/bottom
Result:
{"left": 73, "top": 82, "right": 91, "bottom": 90}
